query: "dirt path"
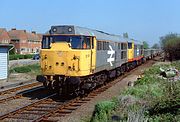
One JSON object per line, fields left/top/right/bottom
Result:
{"left": 59, "top": 59, "right": 159, "bottom": 122}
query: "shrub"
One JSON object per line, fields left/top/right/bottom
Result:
{"left": 9, "top": 54, "right": 34, "bottom": 60}
{"left": 24, "top": 54, "right": 34, "bottom": 59}
{"left": 90, "top": 100, "right": 117, "bottom": 122}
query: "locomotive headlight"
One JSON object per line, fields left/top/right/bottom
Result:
{"left": 68, "top": 27, "right": 72, "bottom": 32}
{"left": 52, "top": 27, "right": 57, "bottom": 32}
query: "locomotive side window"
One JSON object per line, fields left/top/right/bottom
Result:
{"left": 121, "top": 43, "right": 127, "bottom": 50}
{"left": 97, "top": 41, "right": 100, "bottom": 50}
{"left": 97, "top": 41, "right": 103, "bottom": 50}
{"left": 118, "top": 43, "right": 121, "bottom": 49}
{"left": 107, "top": 42, "right": 109, "bottom": 50}
{"left": 103, "top": 42, "right": 105, "bottom": 50}
{"left": 97, "top": 41, "right": 109, "bottom": 50}
{"left": 121, "top": 43, "right": 127, "bottom": 59}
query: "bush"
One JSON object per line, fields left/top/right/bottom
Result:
{"left": 9, "top": 54, "right": 34, "bottom": 60}
{"left": 90, "top": 100, "right": 117, "bottom": 122}
{"left": 24, "top": 54, "right": 34, "bottom": 59}
{"left": 147, "top": 81, "right": 180, "bottom": 121}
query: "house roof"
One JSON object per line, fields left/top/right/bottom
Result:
{"left": 8, "top": 29, "right": 42, "bottom": 41}
{"left": 37, "top": 34, "right": 42, "bottom": 40}
{"left": 0, "top": 28, "right": 7, "bottom": 36}
{"left": 0, "top": 28, "right": 10, "bottom": 42}
{"left": 8, "top": 29, "right": 27, "bottom": 40}
{"left": 27, "top": 32, "right": 40, "bottom": 41}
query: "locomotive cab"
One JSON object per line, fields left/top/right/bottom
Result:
{"left": 40, "top": 35, "right": 96, "bottom": 77}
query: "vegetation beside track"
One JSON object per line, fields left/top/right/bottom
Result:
{"left": 9, "top": 54, "right": 35, "bottom": 60}
{"left": 89, "top": 61, "right": 180, "bottom": 122}
{"left": 10, "top": 63, "right": 41, "bottom": 75}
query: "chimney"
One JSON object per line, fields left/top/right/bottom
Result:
{"left": 32, "top": 31, "right": 36, "bottom": 34}
{"left": 12, "top": 28, "right": 16, "bottom": 30}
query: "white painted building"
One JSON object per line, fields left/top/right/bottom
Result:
{"left": 0, "top": 44, "right": 13, "bottom": 80}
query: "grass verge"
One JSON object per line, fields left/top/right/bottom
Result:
{"left": 89, "top": 61, "right": 180, "bottom": 122}
{"left": 10, "top": 63, "right": 41, "bottom": 75}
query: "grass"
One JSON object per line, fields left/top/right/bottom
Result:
{"left": 89, "top": 61, "right": 180, "bottom": 122}
{"left": 10, "top": 63, "right": 41, "bottom": 75}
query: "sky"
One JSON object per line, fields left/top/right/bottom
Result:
{"left": 0, "top": 0, "right": 180, "bottom": 46}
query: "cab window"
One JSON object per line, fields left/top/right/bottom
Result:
{"left": 128, "top": 42, "right": 132, "bottom": 49}
{"left": 71, "top": 36, "right": 91, "bottom": 49}
{"left": 42, "top": 35, "right": 93, "bottom": 50}
{"left": 82, "top": 37, "right": 91, "bottom": 49}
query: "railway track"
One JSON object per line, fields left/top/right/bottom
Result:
{"left": 0, "top": 81, "right": 44, "bottom": 104}
{"left": 0, "top": 63, "right": 140, "bottom": 122}
{"left": 0, "top": 82, "right": 42, "bottom": 95}
{"left": 0, "top": 86, "right": 44, "bottom": 104}
{"left": 0, "top": 93, "right": 58, "bottom": 121}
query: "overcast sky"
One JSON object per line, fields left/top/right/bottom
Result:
{"left": 0, "top": 0, "right": 179, "bottom": 46}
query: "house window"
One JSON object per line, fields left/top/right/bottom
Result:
{"left": 36, "top": 48, "right": 39, "bottom": 53}
{"left": 21, "top": 48, "right": 25, "bottom": 51}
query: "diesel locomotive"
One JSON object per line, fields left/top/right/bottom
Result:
{"left": 36, "top": 25, "right": 160, "bottom": 96}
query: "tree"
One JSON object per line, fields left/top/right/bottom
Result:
{"left": 152, "top": 43, "right": 160, "bottom": 49}
{"left": 160, "top": 33, "right": 180, "bottom": 61}
{"left": 123, "top": 33, "right": 129, "bottom": 38}
{"left": 143, "top": 41, "right": 149, "bottom": 49}
{"left": 160, "top": 33, "right": 178, "bottom": 49}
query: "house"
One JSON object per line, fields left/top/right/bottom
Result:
{"left": 0, "top": 28, "right": 10, "bottom": 44}
{"left": 27, "top": 31, "right": 42, "bottom": 53}
{"left": 8, "top": 28, "right": 42, "bottom": 54}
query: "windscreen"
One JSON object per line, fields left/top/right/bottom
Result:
{"left": 42, "top": 35, "right": 91, "bottom": 49}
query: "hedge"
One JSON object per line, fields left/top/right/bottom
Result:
{"left": 9, "top": 54, "right": 34, "bottom": 60}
